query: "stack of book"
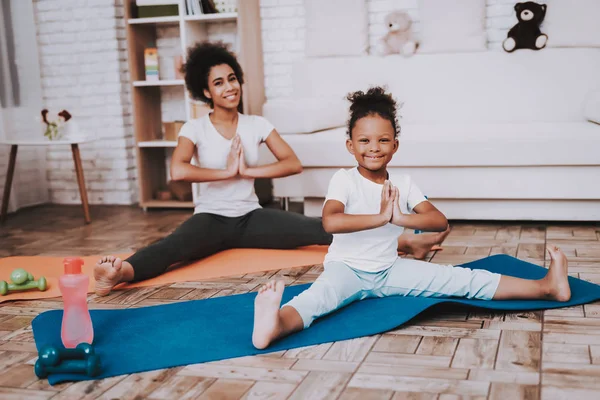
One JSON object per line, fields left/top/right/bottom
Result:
{"left": 185, "top": 0, "right": 219, "bottom": 15}
{"left": 136, "top": 0, "right": 179, "bottom": 18}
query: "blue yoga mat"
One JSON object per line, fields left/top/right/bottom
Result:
{"left": 32, "top": 254, "right": 600, "bottom": 384}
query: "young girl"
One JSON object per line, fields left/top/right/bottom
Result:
{"left": 252, "top": 87, "right": 571, "bottom": 350}
{"left": 93, "top": 43, "right": 445, "bottom": 296}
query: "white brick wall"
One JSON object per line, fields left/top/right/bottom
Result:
{"left": 33, "top": 0, "right": 136, "bottom": 205}
{"left": 260, "top": 0, "right": 522, "bottom": 100}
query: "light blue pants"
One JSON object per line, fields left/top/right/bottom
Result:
{"left": 283, "top": 258, "right": 501, "bottom": 328}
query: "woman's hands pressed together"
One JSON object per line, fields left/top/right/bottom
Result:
{"left": 226, "top": 135, "right": 242, "bottom": 177}
{"left": 238, "top": 144, "right": 249, "bottom": 178}
{"left": 225, "top": 135, "right": 252, "bottom": 179}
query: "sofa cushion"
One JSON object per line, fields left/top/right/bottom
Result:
{"left": 261, "top": 123, "right": 600, "bottom": 167}
{"left": 418, "top": 0, "right": 487, "bottom": 53}
{"left": 263, "top": 97, "right": 348, "bottom": 134}
{"left": 291, "top": 49, "right": 600, "bottom": 124}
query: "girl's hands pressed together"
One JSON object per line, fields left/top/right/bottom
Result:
{"left": 391, "top": 186, "right": 405, "bottom": 226}
{"left": 380, "top": 180, "right": 394, "bottom": 224}
{"left": 226, "top": 135, "right": 241, "bottom": 177}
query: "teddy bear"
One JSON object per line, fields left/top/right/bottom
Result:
{"left": 503, "top": 2, "right": 548, "bottom": 52}
{"left": 377, "top": 10, "right": 418, "bottom": 56}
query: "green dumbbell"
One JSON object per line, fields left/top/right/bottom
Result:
{"left": 34, "top": 355, "right": 101, "bottom": 379}
{"left": 0, "top": 268, "right": 47, "bottom": 296}
{"left": 38, "top": 343, "right": 95, "bottom": 367}
{"left": 10, "top": 268, "right": 34, "bottom": 284}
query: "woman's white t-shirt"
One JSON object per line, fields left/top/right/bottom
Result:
{"left": 178, "top": 113, "right": 274, "bottom": 217}
{"left": 324, "top": 168, "right": 427, "bottom": 272}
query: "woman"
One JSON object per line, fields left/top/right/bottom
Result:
{"left": 94, "top": 42, "right": 447, "bottom": 296}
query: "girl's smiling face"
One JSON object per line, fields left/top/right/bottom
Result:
{"left": 346, "top": 114, "right": 398, "bottom": 173}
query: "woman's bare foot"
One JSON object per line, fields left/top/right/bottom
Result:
{"left": 252, "top": 280, "right": 285, "bottom": 350}
{"left": 94, "top": 256, "right": 124, "bottom": 296}
{"left": 544, "top": 245, "right": 571, "bottom": 302}
{"left": 403, "top": 225, "right": 451, "bottom": 259}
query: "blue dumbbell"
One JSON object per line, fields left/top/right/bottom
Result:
{"left": 34, "top": 355, "right": 101, "bottom": 378}
{"left": 38, "top": 343, "right": 95, "bottom": 366}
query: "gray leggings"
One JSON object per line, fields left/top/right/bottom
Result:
{"left": 126, "top": 208, "right": 332, "bottom": 282}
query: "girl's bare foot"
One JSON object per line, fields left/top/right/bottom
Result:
{"left": 544, "top": 245, "right": 571, "bottom": 302}
{"left": 252, "top": 280, "right": 285, "bottom": 349}
{"left": 405, "top": 225, "right": 451, "bottom": 259}
{"left": 94, "top": 256, "right": 123, "bottom": 296}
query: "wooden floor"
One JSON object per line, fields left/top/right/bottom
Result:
{"left": 1, "top": 205, "right": 600, "bottom": 400}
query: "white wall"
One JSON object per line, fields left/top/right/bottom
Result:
{"left": 259, "top": 0, "right": 519, "bottom": 100}
{"left": 33, "top": 0, "right": 137, "bottom": 205}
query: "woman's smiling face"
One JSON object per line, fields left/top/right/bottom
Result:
{"left": 204, "top": 63, "right": 241, "bottom": 110}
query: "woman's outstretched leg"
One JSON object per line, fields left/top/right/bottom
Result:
{"left": 94, "top": 213, "right": 232, "bottom": 296}
{"left": 397, "top": 225, "right": 451, "bottom": 259}
{"left": 239, "top": 208, "right": 449, "bottom": 259}
{"left": 238, "top": 208, "right": 332, "bottom": 249}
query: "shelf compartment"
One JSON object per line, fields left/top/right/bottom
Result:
{"left": 183, "top": 13, "right": 237, "bottom": 22}
{"left": 128, "top": 16, "right": 180, "bottom": 25}
{"left": 138, "top": 140, "right": 178, "bottom": 147}
{"left": 133, "top": 80, "right": 185, "bottom": 87}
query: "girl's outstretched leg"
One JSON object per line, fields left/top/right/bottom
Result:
{"left": 252, "top": 280, "right": 304, "bottom": 349}
{"left": 493, "top": 245, "right": 570, "bottom": 301}
{"left": 253, "top": 262, "right": 363, "bottom": 349}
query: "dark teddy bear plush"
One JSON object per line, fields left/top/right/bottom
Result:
{"left": 503, "top": 1, "right": 548, "bottom": 52}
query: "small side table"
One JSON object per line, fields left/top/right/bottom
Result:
{"left": 0, "top": 139, "right": 94, "bottom": 224}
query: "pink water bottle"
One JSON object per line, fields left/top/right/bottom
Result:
{"left": 59, "top": 257, "right": 94, "bottom": 348}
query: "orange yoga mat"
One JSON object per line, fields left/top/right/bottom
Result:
{"left": 0, "top": 246, "right": 329, "bottom": 303}
{"left": 0, "top": 245, "right": 442, "bottom": 303}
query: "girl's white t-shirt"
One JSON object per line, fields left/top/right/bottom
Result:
{"left": 178, "top": 113, "right": 274, "bottom": 217}
{"left": 324, "top": 168, "right": 427, "bottom": 272}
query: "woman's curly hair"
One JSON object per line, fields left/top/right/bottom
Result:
{"left": 346, "top": 87, "right": 400, "bottom": 138}
{"left": 182, "top": 41, "right": 244, "bottom": 107}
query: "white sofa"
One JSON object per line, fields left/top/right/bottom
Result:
{"left": 260, "top": 48, "right": 600, "bottom": 221}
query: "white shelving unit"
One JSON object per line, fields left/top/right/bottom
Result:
{"left": 125, "top": 0, "right": 264, "bottom": 210}
{"left": 128, "top": 16, "right": 180, "bottom": 24}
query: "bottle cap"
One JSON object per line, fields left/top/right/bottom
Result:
{"left": 63, "top": 257, "right": 84, "bottom": 274}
